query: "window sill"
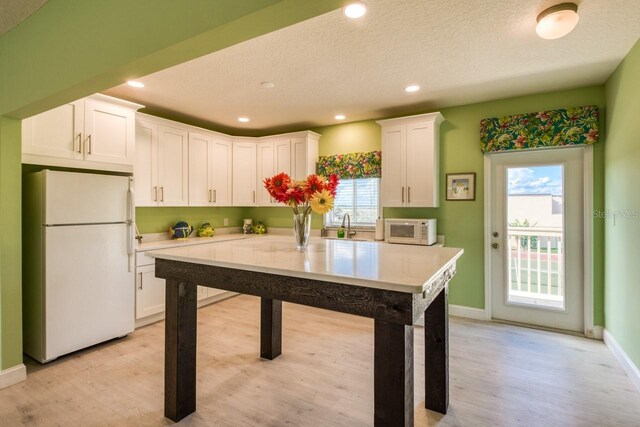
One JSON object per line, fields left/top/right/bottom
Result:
{"left": 323, "top": 226, "right": 376, "bottom": 231}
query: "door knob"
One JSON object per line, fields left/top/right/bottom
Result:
{"left": 491, "top": 243, "right": 500, "bottom": 249}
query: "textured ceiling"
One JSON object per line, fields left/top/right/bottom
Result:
{"left": 0, "top": 0, "right": 48, "bottom": 37}
{"left": 104, "top": 0, "right": 640, "bottom": 135}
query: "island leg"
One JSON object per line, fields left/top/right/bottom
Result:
{"left": 424, "top": 287, "right": 449, "bottom": 414}
{"left": 260, "top": 297, "right": 282, "bottom": 360}
{"left": 165, "top": 279, "right": 198, "bottom": 422}
{"left": 374, "top": 319, "right": 414, "bottom": 427}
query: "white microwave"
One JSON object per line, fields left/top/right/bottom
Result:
{"left": 385, "top": 218, "right": 437, "bottom": 246}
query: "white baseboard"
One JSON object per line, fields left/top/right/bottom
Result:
{"left": 0, "top": 364, "right": 26, "bottom": 389}
{"left": 449, "top": 304, "right": 490, "bottom": 321}
{"left": 604, "top": 329, "right": 640, "bottom": 393}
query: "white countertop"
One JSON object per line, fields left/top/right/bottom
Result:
{"left": 146, "top": 235, "right": 463, "bottom": 294}
{"left": 136, "top": 234, "right": 249, "bottom": 252}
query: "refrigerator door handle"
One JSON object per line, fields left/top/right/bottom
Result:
{"left": 126, "top": 179, "right": 135, "bottom": 258}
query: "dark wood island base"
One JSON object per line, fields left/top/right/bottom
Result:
{"left": 157, "top": 257, "right": 456, "bottom": 426}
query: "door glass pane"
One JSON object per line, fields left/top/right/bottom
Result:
{"left": 506, "top": 165, "right": 564, "bottom": 309}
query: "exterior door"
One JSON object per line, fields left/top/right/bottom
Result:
{"left": 489, "top": 148, "right": 584, "bottom": 332}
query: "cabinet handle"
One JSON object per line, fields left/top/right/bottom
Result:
{"left": 138, "top": 272, "right": 143, "bottom": 290}
{"left": 153, "top": 186, "right": 158, "bottom": 201}
{"left": 401, "top": 187, "right": 405, "bottom": 203}
{"left": 213, "top": 189, "right": 217, "bottom": 203}
{"left": 253, "top": 190, "right": 256, "bottom": 203}
{"left": 76, "top": 133, "right": 82, "bottom": 153}
{"left": 86, "top": 134, "right": 92, "bottom": 154}
{"left": 209, "top": 189, "right": 212, "bottom": 203}
{"left": 160, "top": 187, "right": 164, "bottom": 202}
{"left": 408, "top": 187, "right": 411, "bottom": 203}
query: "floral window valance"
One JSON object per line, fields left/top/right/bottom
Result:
{"left": 317, "top": 151, "right": 382, "bottom": 179}
{"left": 480, "top": 105, "right": 599, "bottom": 153}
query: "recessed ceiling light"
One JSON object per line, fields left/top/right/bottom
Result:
{"left": 405, "top": 85, "right": 420, "bottom": 93}
{"left": 238, "top": 117, "right": 250, "bottom": 123}
{"left": 261, "top": 81, "right": 275, "bottom": 89}
{"left": 335, "top": 114, "right": 346, "bottom": 120}
{"left": 127, "top": 80, "right": 144, "bottom": 88}
{"left": 343, "top": 1, "right": 367, "bottom": 19}
{"left": 536, "top": 3, "right": 579, "bottom": 40}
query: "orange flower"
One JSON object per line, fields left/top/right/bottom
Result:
{"left": 264, "top": 172, "right": 291, "bottom": 200}
{"left": 302, "top": 174, "right": 326, "bottom": 198}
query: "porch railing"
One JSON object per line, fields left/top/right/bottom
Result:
{"left": 507, "top": 227, "right": 563, "bottom": 305}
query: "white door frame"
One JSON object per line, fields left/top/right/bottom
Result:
{"left": 483, "top": 146, "right": 597, "bottom": 337}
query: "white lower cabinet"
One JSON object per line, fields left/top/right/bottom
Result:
{"left": 135, "top": 250, "right": 231, "bottom": 327}
{"left": 136, "top": 264, "right": 166, "bottom": 319}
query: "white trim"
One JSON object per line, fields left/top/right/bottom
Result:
{"left": 582, "top": 145, "right": 595, "bottom": 337}
{"left": 590, "top": 325, "right": 603, "bottom": 340}
{"left": 483, "top": 155, "right": 493, "bottom": 320}
{"left": 604, "top": 329, "right": 640, "bottom": 393}
{"left": 0, "top": 364, "right": 26, "bottom": 389}
{"left": 449, "top": 304, "right": 490, "bottom": 321}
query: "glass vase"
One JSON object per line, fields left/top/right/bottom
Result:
{"left": 293, "top": 211, "right": 312, "bottom": 250}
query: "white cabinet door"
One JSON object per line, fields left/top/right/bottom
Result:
{"left": 135, "top": 119, "right": 158, "bottom": 206}
{"left": 406, "top": 121, "right": 438, "bottom": 207}
{"left": 136, "top": 264, "right": 165, "bottom": 319}
{"left": 290, "top": 137, "right": 308, "bottom": 181}
{"left": 157, "top": 125, "right": 189, "bottom": 206}
{"left": 210, "top": 137, "right": 232, "bottom": 206}
{"left": 381, "top": 125, "right": 406, "bottom": 207}
{"left": 188, "top": 131, "right": 212, "bottom": 206}
{"left": 256, "top": 141, "right": 274, "bottom": 206}
{"left": 22, "top": 100, "right": 84, "bottom": 160}
{"left": 84, "top": 99, "right": 135, "bottom": 166}
{"left": 232, "top": 141, "right": 257, "bottom": 206}
{"left": 272, "top": 139, "right": 291, "bottom": 205}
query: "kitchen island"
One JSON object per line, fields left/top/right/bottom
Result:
{"left": 147, "top": 236, "right": 463, "bottom": 426}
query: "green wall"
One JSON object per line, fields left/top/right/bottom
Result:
{"left": 604, "top": 40, "right": 640, "bottom": 368}
{"left": 0, "top": 117, "right": 22, "bottom": 370}
{"left": 0, "top": 0, "right": 343, "bottom": 373}
{"left": 312, "top": 86, "right": 605, "bottom": 318}
{"left": 136, "top": 207, "right": 247, "bottom": 234}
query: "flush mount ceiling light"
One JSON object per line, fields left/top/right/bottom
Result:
{"left": 335, "top": 114, "right": 346, "bottom": 120}
{"left": 260, "top": 81, "right": 275, "bottom": 89}
{"left": 127, "top": 80, "right": 144, "bottom": 88}
{"left": 343, "top": 1, "right": 367, "bottom": 19}
{"left": 404, "top": 85, "right": 420, "bottom": 93}
{"left": 238, "top": 117, "right": 250, "bottom": 123}
{"left": 536, "top": 3, "right": 579, "bottom": 40}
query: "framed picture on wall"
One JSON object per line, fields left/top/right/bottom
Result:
{"left": 446, "top": 172, "right": 476, "bottom": 201}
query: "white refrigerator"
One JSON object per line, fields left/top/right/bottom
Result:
{"left": 23, "top": 170, "right": 135, "bottom": 363}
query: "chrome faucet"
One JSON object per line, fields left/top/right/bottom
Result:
{"left": 340, "top": 214, "right": 357, "bottom": 239}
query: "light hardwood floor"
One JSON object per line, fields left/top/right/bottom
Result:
{"left": 1, "top": 295, "right": 639, "bottom": 426}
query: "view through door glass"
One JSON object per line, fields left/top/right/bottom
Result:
{"left": 507, "top": 165, "right": 565, "bottom": 310}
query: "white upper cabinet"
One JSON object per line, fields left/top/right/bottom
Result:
{"left": 134, "top": 116, "right": 188, "bottom": 207}
{"left": 188, "top": 132, "right": 233, "bottom": 206}
{"left": 210, "top": 137, "right": 233, "bottom": 206}
{"left": 377, "top": 112, "right": 443, "bottom": 208}
{"left": 157, "top": 125, "right": 189, "bottom": 206}
{"left": 188, "top": 131, "right": 213, "bottom": 206}
{"left": 134, "top": 119, "right": 158, "bottom": 207}
{"left": 290, "top": 134, "right": 319, "bottom": 181}
{"left": 256, "top": 141, "right": 275, "bottom": 206}
{"left": 22, "top": 94, "right": 143, "bottom": 173}
{"left": 232, "top": 139, "right": 257, "bottom": 206}
{"left": 256, "top": 138, "right": 293, "bottom": 206}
